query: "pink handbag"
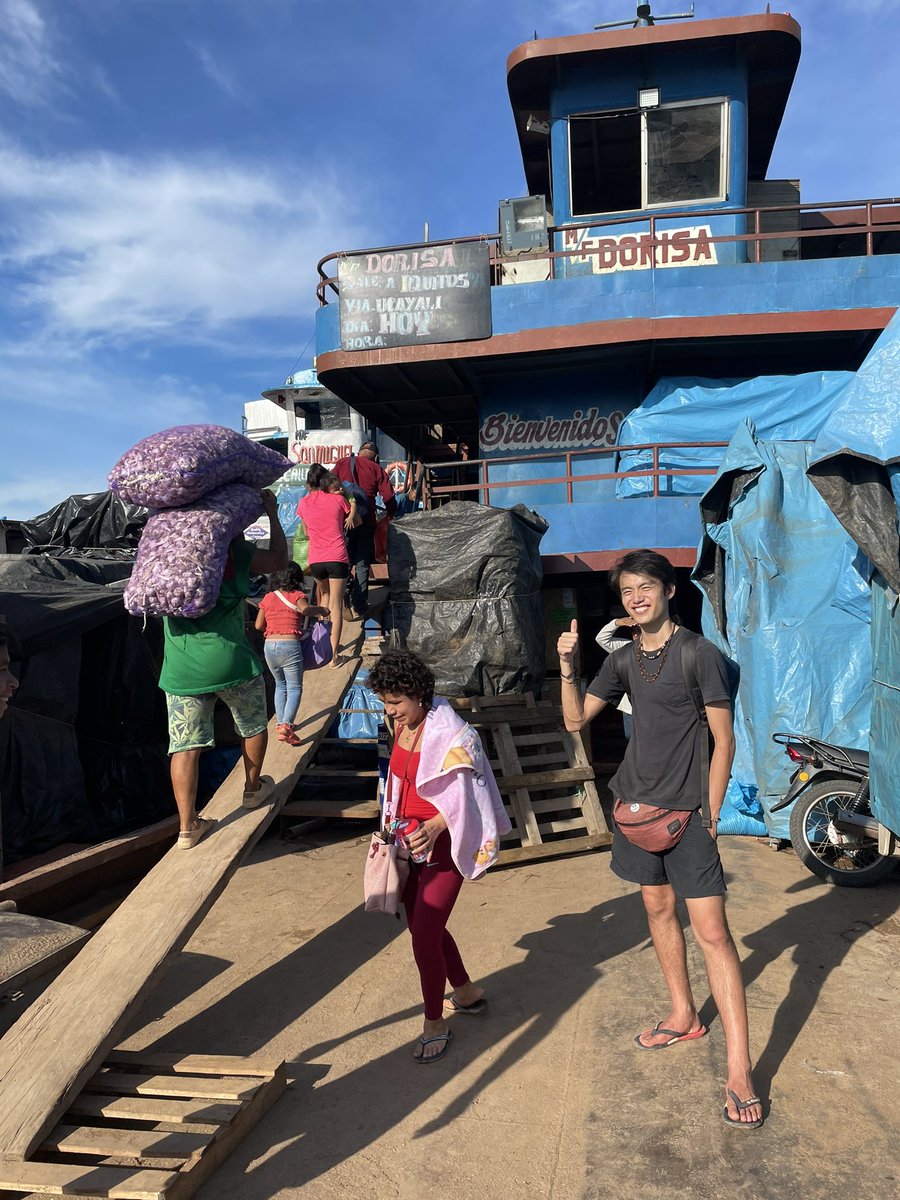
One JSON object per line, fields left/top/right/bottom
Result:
{"left": 363, "top": 831, "right": 409, "bottom": 917}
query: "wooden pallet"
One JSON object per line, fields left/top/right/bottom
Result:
{"left": 451, "top": 695, "right": 611, "bottom": 864}
{"left": 0, "top": 1051, "right": 285, "bottom": 1198}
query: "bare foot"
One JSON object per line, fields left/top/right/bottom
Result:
{"left": 724, "top": 1072, "right": 763, "bottom": 1126}
{"left": 413, "top": 1018, "right": 451, "bottom": 1062}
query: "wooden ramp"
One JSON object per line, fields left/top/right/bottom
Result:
{"left": 0, "top": 638, "right": 362, "bottom": 1163}
{"left": 0, "top": 1050, "right": 285, "bottom": 1199}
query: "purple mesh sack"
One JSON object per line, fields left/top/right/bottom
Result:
{"left": 123, "top": 483, "right": 263, "bottom": 618}
{"left": 302, "top": 620, "right": 333, "bottom": 669}
{"left": 109, "top": 425, "right": 289, "bottom": 509}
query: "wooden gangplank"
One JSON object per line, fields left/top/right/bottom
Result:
{"left": 0, "top": 640, "right": 362, "bottom": 1162}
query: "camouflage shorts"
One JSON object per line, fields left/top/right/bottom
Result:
{"left": 165, "top": 674, "right": 267, "bottom": 754}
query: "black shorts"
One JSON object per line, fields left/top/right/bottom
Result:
{"left": 308, "top": 561, "right": 350, "bottom": 581}
{"left": 610, "top": 809, "right": 726, "bottom": 898}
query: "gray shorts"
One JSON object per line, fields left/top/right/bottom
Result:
{"left": 610, "top": 809, "right": 726, "bottom": 898}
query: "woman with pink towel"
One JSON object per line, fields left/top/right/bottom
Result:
{"left": 367, "top": 649, "right": 511, "bottom": 1063}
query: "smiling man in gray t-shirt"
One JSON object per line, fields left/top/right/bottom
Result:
{"left": 557, "top": 549, "right": 763, "bottom": 1132}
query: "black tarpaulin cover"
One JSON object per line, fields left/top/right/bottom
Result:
{"left": 0, "top": 555, "right": 173, "bottom": 865}
{"left": 386, "top": 502, "right": 547, "bottom": 696}
{"left": 19, "top": 491, "right": 147, "bottom": 553}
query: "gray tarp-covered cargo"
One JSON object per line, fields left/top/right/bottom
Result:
{"left": 387, "top": 501, "right": 547, "bottom": 696}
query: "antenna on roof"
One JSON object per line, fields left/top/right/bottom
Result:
{"left": 595, "top": 2, "right": 695, "bottom": 31}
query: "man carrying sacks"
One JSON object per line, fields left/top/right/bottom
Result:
{"left": 161, "top": 490, "right": 288, "bottom": 848}
{"left": 557, "top": 549, "right": 763, "bottom": 1131}
{"left": 109, "top": 425, "right": 291, "bottom": 849}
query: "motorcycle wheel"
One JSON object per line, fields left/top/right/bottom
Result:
{"left": 789, "top": 777, "right": 897, "bottom": 887}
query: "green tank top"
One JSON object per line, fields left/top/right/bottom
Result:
{"left": 159, "top": 540, "right": 262, "bottom": 696}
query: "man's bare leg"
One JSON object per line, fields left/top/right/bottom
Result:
{"left": 170, "top": 748, "right": 203, "bottom": 831}
{"left": 637, "top": 883, "right": 705, "bottom": 1047}
{"left": 686, "top": 894, "right": 762, "bottom": 1125}
{"left": 242, "top": 729, "right": 268, "bottom": 794}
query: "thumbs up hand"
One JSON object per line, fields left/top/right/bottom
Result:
{"left": 557, "top": 618, "right": 579, "bottom": 667}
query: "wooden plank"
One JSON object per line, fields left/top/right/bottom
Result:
{"left": 66, "top": 1094, "right": 239, "bottom": 1127}
{"left": 0, "top": 1160, "right": 178, "bottom": 1198}
{"left": 511, "top": 731, "right": 567, "bottom": 747}
{"left": 280, "top": 799, "right": 380, "bottom": 820}
{"left": 497, "top": 766, "right": 594, "bottom": 792}
{"left": 103, "top": 1051, "right": 280, "bottom": 1078}
{"left": 0, "top": 820, "right": 178, "bottom": 909}
{"left": 302, "top": 767, "right": 380, "bottom": 778}
{"left": 491, "top": 723, "right": 542, "bottom": 848}
{"left": 498, "top": 833, "right": 611, "bottom": 866}
{"left": 164, "top": 1063, "right": 287, "bottom": 1200}
{"left": 86, "top": 1072, "right": 261, "bottom": 1103}
{"left": 0, "top": 913, "right": 89, "bottom": 993}
{"left": 41, "top": 1123, "right": 210, "bottom": 1164}
{"left": 0, "top": 643, "right": 363, "bottom": 1162}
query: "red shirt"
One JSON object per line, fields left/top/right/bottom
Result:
{"left": 334, "top": 455, "right": 397, "bottom": 526}
{"left": 258, "top": 590, "right": 307, "bottom": 638}
{"left": 296, "top": 491, "right": 350, "bottom": 563}
{"left": 389, "top": 743, "right": 438, "bottom": 821}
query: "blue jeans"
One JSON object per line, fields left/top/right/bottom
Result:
{"left": 264, "top": 639, "right": 305, "bottom": 726}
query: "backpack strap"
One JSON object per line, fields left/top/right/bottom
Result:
{"left": 680, "top": 631, "right": 712, "bottom": 829}
{"left": 607, "top": 643, "right": 633, "bottom": 698}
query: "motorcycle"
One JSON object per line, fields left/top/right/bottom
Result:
{"left": 772, "top": 732, "right": 898, "bottom": 887}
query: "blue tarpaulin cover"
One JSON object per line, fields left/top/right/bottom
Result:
{"left": 693, "top": 421, "right": 872, "bottom": 838}
{"left": 617, "top": 373, "right": 852, "bottom": 497}
{"left": 808, "top": 313, "right": 900, "bottom": 835}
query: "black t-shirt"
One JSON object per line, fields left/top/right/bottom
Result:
{"left": 587, "top": 631, "right": 731, "bottom": 811}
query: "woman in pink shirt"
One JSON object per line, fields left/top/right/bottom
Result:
{"left": 296, "top": 465, "right": 358, "bottom": 666}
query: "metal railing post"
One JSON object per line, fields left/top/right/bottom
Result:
{"left": 653, "top": 445, "right": 660, "bottom": 498}
{"left": 482, "top": 460, "right": 490, "bottom": 507}
{"left": 866, "top": 201, "right": 874, "bottom": 256}
{"left": 566, "top": 453, "right": 574, "bottom": 504}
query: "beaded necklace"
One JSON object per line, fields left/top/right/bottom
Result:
{"left": 633, "top": 625, "right": 677, "bottom": 683}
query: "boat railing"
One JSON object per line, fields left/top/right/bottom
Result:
{"left": 416, "top": 442, "right": 730, "bottom": 508}
{"left": 316, "top": 196, "right": 900, "bottom": 305}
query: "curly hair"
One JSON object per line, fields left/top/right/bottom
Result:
{"left": 267, "top": 562, "right": 306, "bottom": 593}
{"left": 367, "top": 649, "right": 435, "bottom": 708}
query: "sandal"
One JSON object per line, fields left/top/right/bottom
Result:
{"left": 413, "top": 1028, "right": 453, "bottom": 1064}
{"left": 242, "top": 775, "right": 275, "bottom": 809}
{"left": 634, "top": 1021, "right": 708, "bottom": 1050}
{"left": 447, "top": 994, "right": 487, "bottom": 1014}
{"left": 722, "top": 1089, "right": 764, "bottom": 1130}
{"left": 176, "top": 817, "right": 215, "bottom": 850}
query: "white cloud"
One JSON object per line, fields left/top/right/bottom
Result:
{"left": 0, "top": 142, "right": 368, "bottom": 343}
{"left": 188, "top": 42, "right": 243, "bottom": 101}
{"left": 0, "top": 0, "right": 64, "bottom": 107}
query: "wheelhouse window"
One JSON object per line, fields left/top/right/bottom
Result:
{"left": 569, "top": 99, "right": 727, "bottom": 217}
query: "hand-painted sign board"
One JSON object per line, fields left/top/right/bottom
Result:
{"left": 338, "top": 242, "right": 492, "bottom": 351}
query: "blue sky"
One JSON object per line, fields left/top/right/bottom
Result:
{"left": 1, "top": 0, "right": 898, "bottom": 519}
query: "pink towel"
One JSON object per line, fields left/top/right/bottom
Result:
{"left": 386, "top": 697, "right": 512, "bottom": 879}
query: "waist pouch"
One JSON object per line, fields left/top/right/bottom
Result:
{"left": 613, "top": 799, "right": 693, "bottom": 852}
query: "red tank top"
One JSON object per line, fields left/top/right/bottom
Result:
{"left": 390, "top": 742, "right": 438, "bottom": 821}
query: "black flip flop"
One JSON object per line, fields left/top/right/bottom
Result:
{"left": 414, "top": 1028, "right": 453, "bottom": 1063}
{"left": 722, "top": 1089, "right": 764, "bottom": 1129}
{"left": 447, "top": 995, "right": 487, "bottom": 1014}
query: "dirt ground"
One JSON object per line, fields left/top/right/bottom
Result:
{"left": 122, "top": 826, "right": 900, "bottom": 1200}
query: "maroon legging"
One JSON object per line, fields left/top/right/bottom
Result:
{"left": 402, "top": 830, "right": 469, "bottom": 1019}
